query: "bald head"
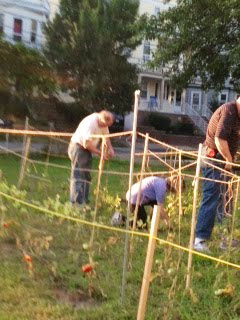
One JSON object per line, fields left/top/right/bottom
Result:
{"left": 98, "top": 110, "right": 114, "bottom": 127}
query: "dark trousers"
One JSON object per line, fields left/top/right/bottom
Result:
{"left": 68, "top": 141, "right": 92, "bottom": 204}
{"left": 195, "top": 157, "right": 224, "bottom": 240}
{"left": 130, "top": 200, "right": 157, "bottom": 224}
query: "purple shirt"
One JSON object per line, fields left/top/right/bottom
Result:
{"left": 126, "top": 177, "right": 167, "bottom": 205}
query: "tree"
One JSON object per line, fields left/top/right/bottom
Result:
{"left": 44, "top": 0, "right": 141, "bottom": 114}
{"left": 144, "top": 0, "right": 240, "bottom": 91}
{"left": 0, "top": 38, "right": 56, "bottom": 116}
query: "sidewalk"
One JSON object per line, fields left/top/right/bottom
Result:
{"left": 0, "top": 140, "right": 196, "bottom": 161}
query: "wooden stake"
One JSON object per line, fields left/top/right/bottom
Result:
{"left": 18, "top": 136, "right": 31, "bottom": 188}
{"left": 44, "top": 123, "right": 53, "bottom": 175}
{"left": 228, "top": 178, "right": 240, "bottom": 252}
{"left": 5, "top": 133, "right": 9, "bottom": 154}
{"left": 22, "top": 117, "right": 29, "bottom": 151}
{"left": 186, "top": 143, "right": 202, "bottom": 289}
{"left": 18, "top": 116, "right": 29, "bottom": 186}
{"left": 178, "top": 151, "right": 182, "bottom": 245}
{"left": 121, "top": 90, "right": 140, "bottom": 303}
{"left": 137, "top": 205, "right": 161, "bottom": 320}
{"left": 89, "top": 137, "right": 106, "bottom": 250}
{"left": 132, "top": 133, "right": 149, "bottom": 230}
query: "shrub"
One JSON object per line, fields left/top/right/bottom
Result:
{"left": 209, "top": 98, "right": 219, "bottom": 113}
{"left": 148, "top": 113, "right": 171, "bottom": 132}
{"left": 171, "top": 122, "right": 194, "bottom": 135}
{"left": 56, "top": 101, "right": 89, "bottom": 126}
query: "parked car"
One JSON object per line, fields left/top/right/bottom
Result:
{"left": 0, "top": 119, "right": 14, "bottom": 129}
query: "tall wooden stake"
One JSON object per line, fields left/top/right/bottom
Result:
{"left": 18, "top": 136, "right": 31, "bottom": 188}
{"left": 137, "top": 205, "right": 161, "bottom": 320}
{"left": 22, "top": 117, "right": 29, "bottom": 151}
{"left": 18, "top": 116, "right": 29, "bottom": 185}
{"left": 5, "top": 133, "right": 9, "bottom": 154}
{"left": 178, "top": 151, "right": 182, "bottom": 245}
{"left": 89, "top": 137, "right": 106, "bottom": 251}
{"left": 44, "top": 123, "right": 53, "bottom": 175}
{"left": 186, "top": 143, "right": 202, "bottom": 289}
{"left": 228, "top": 178, "right": 240, "bottom": 252}
{"left": 121, "top": 90, "right": 140, "bottom": 303}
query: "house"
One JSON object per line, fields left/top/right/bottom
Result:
{"left": 126, "top": 0, "right": 238, "bottom": 134}
{"left": 0, "top": 0, "right": 58, "bottom": 50}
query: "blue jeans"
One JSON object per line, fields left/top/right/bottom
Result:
{"left": 68, "top": 142, "right": 92, "bottom": 204}
{"left": 195, "top": 160, "right": 224, "bottom": 240}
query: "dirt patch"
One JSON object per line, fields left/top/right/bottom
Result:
{"left": 54, "top": 288, "right": 100, "bottom": 309}
{"left": 0, "top": 242, "right": 16, "bottom": 255}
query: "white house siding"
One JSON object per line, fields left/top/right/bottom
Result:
{"left": 48, "top": 0, "right": 59, "bottom": 20}
{"left": 0, "top": 0, "right": 52, "bottom": 49}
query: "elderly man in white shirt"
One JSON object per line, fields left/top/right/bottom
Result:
{"left": 68, "top": 111, "right": 115, "bottom": 204}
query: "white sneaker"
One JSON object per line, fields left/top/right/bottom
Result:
{"left": 194, "top": 238, "right": 209, "bottom": 253}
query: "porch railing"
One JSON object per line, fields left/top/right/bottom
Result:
{"left": 184, "top": 103, "right": 209, "bottom": 134}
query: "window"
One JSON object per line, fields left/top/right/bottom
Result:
{"left": 31, "top": 20, "right": 37, "bottom": 43}
{"left": 154, "top": 7, "right": 160, "bottom": 15}
{"left": 140, "top": 79, "right": 147, "bottom": 98}
{"left": 155, "top": 83, "right": 159, "bottom": 98}
{"left": 164, "top": 84, "right": 170, "bottom": 100}
{"left": 13, "top": 18, "right": 22, "bottom": 42}
{"left": 143, "top": 41, "right": 150, "bottom": 55}
{"left": 0, "top": 14, "right": 4, "bottom": 33}
{"left": 218, "top": 91, "right": 228, "bottom": 105}
{"left": 143, "top": 55, "right": 150, "bottom": 63}
{"left": 176, "top": 90, "right": 182, "bottom": 106}
{"left": 192, "top": 93, "right": 200, "bottom": 105}
{"left": 191, "top": 91, "right": 201, "bottom": 111}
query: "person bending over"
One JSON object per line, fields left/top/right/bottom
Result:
{"left": 126, "top": 175, "right": 184, "bottom": 228}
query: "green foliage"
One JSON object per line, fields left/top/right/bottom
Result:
{"left": 171, "top": 122, "right": 195, "bottom": 135}
{"left": 56, "top": 101, "right": 89, "bottom": 126}
{"left": 148, "top": 112, "right": 171, "bottom": 131}
{"left": 0, "top": 89, "right": 29, "bottom": 118}
{"left": 144, "top": 0, "right": 240, "bottom": 91}
{"left": 209, "top": 98, "right": 220, "bottom": 113}
{"left": 0, "top": 39, "right": 56, "bottom": 97}
{"left": 0, "top": 39, "right": 56, "bottom": 118}
{"left": 1, "top": 156, "right": 240, "bottom": 319}
{"left": 44, "top": 0, "right": 141, "bottom": 114}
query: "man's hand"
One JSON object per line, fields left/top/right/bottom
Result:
{"left": 106, "top": 146, "right": 115, "bottom": 159}
{"left": 105, "top": 138, "right": 115, "bottom": 160}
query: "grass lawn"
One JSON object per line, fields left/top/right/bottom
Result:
{"left": 1, "top": 154, "right": 240, "bottom": 320}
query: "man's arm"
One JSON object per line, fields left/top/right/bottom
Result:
{"left": 106, "top": 138, "right": 115, "bottom": 158}
{"left": 85, "top": 140, "right": 103, "bottom": 157}
{"left": 214, "top": 137, "right": 232, "bottom": 170}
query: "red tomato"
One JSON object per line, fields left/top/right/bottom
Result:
{"left": 23, "top": 254, "right": 32, "bottom": 263}
{"left": 81, "top": 264, "right": 93, "bottom": 273}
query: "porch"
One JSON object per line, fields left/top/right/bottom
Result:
{"left": 139, "top": 75, "right": 186, "bottom": 115}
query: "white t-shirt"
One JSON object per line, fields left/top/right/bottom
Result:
{"left": 71, "top": 113, "right": 109, "bottom": 148}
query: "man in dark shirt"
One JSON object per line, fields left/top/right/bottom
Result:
{"left": 194, "top": 97, "right": 240, "bottom": 252}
